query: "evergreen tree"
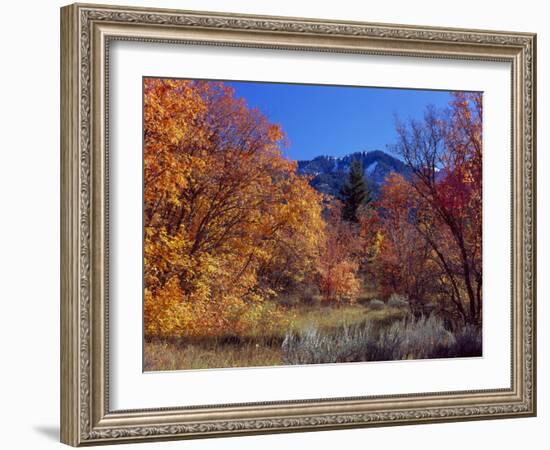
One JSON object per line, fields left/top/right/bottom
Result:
{"left": 340, "top": 159, "right": 371, "bottom": 222}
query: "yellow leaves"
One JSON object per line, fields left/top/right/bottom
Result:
{"left": 143, "top": 78, "right": 325, "bottom": 339}
{"left": 144, "top": 277, "right": 189, "bottom": 337}
{"left": 462, "top": 170, "right": 475, "bottom": 185}
{"left": 370, "top": 230, "right": 384, "bottom": 259}
{"left": 267, "top": 124, "right": 283, "bottom": 142}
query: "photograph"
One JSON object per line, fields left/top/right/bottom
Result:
{"left": 143, "top": 78, "right": 483, "bottom": 371}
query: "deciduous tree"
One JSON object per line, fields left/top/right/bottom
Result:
{"left": 318, "top": 202, "right": 361, "bottom": 304}
{"left": 387, "top": 92, "right": 482, "bottom": 325}
{"left": 143, "top": 79, "right": 325, "bottom": 337}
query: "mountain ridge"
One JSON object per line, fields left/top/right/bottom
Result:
{"left": 296, "top": 150, "right": 411, "bottom": 199}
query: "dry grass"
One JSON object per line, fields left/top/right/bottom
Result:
{"left": 144, "top": 340, "right": 282, "bottom": 371}
{"left": 143, "top": 302, "right": 412, "bottom": 371}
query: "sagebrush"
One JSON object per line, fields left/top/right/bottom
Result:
{"left": 282, "top": 314, "right": 481, "bottom": 365}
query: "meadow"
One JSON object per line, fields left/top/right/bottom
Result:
{"left": 143, "top": 298, "right": 481, "bottom": 371}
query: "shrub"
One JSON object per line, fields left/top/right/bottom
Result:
{"left": 281, "top": 314, "right": 482, "bottom": 365}
{"left": 368, "top": 299, "right": 385, "bottom": 310}
{"left": 387, "top": 293, "right": 409, "bottom": 308}
{"left": 282, "top": 323, "right": 377, "bottom": 364}
{"left": 275, "top": 294, "right": 301, "bottom": 308}
{"left": 356, "top": 294, "right": 373, "bottom": 306}
{"left": 388, "top": 314, "right": 455, "bottom": 359}
{"left": 319, "top": 259, "right": 361, "bottom": 305}
{"left": 300, "top": 288, "right": 323, "bottom": 307}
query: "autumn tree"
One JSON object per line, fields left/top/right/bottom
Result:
{"left": 340, "top": 159, "right": 371, "bottom": 222}
{"left": 387, "top": 92, "right": 482, "bottom": 325}
{"left": 143, "top": 78, "right": 325, "bottom": 338}
{"left": 318, "top": 201, "right": 362, "bottom": 305}
{"left": 374, "top": 173, "right": 438, "bottom": 314}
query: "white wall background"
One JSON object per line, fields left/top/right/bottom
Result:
{"left": 0, "top": 1, "right": 545, "bottom": 449}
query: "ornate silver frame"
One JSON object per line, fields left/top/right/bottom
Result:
{"left": 60, "top": 3, "right": 536, "bottom": 446}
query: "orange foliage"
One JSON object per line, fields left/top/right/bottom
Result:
{"left": 317, "top": 202, "right": 362, "bottom": 304}
{"left": 374, "top": 174, "right": 435, "bottom": 305}
{"left": 142, "top": 79, "right": 482, "bottom": 336}
{"left": 143, "top": 79, "right": 324, "bottom": 338}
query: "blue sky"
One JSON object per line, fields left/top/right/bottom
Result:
{"left": 226, "top": 80, "right": 454, "bottom": 161}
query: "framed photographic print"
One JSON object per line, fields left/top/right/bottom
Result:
{"left": 60, "top": 3, "right": 537, "bottom": 446}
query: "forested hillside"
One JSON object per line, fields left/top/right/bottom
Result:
{"left": 297, "top": 150, "right": 412, "bottom": 199}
